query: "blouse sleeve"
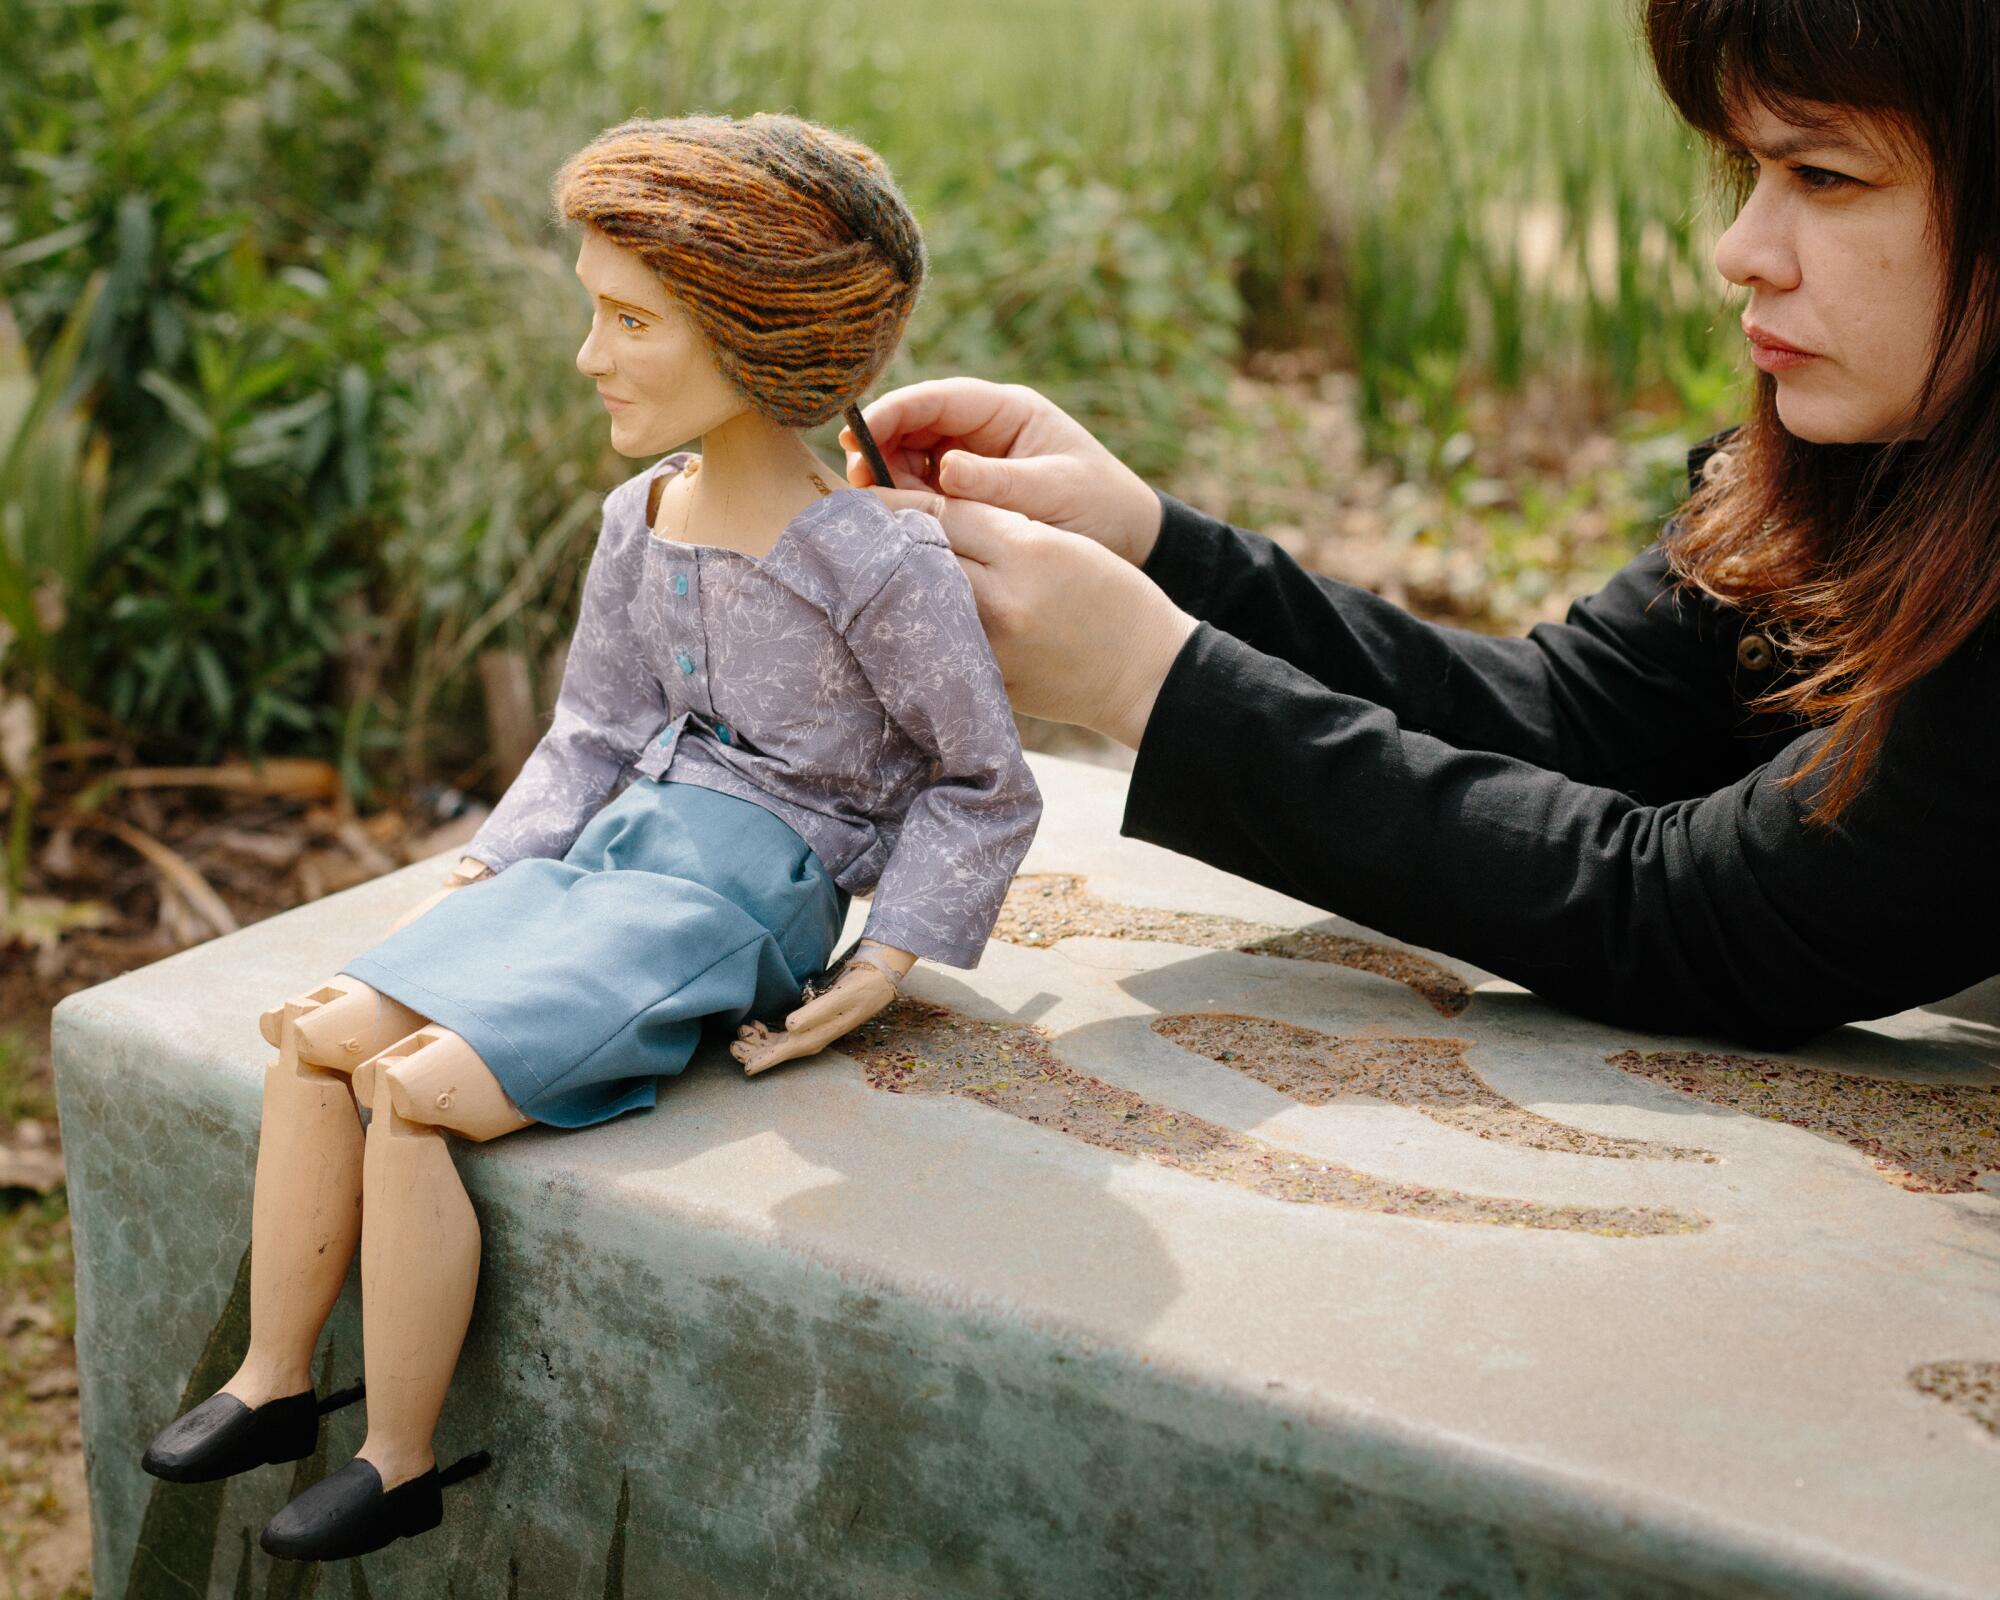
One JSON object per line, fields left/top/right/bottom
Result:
{"left": 841, "top": 526, "right": 1043, "bottom": 968}
{"left": 462, "top": 479, "right": 666, "bottom": 874}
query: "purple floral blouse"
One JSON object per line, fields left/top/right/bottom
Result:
{"left": 464, "top": 452, "right": 1042, "bottom": 968}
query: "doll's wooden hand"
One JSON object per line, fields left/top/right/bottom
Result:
{"left": 732, "top": 946, "right": 913, "bottom": 1077}
{"left": 385, "top": 885, "right": 456, "bottom": 938}
{"left": 383, "top": 858, "right": 490, "bottom": 937}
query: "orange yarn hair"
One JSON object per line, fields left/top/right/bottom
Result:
{"left": 553, "top": 113, "right": 925, "bottom": 433}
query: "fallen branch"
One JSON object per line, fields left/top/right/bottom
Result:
{"left": 58, "top": 811, "right": 238, "bottom": 938}
{"left": 109, "top": 758, "right": 340, "bottom": 801}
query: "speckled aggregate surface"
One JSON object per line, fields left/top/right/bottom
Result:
{"left": 995, "top": 871, "right": 1473, "bottom": 1015}
{"left": 1607, "top": 1050, "right": 2000, "bottom": 1194}
{"left": 846, "top": 999, "right": 1705, "bottom": 1235}
{"left": 1156, "top": 1012, "right": 1713, "bottom": 1162}
{"left": 1911, "top": 1362, "right": 2000, "bottom": 1439}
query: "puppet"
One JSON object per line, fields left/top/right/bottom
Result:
{"left": 137, "top": 113, "right": 1041, "bottom": 1561}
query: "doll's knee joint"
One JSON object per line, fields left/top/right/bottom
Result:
{"left": 379, "top": 1057, "right": 462, "bottom": 1130}
{"left": 376, "top": 1055, "right": 529, "bottom": 1142}
{"left": 264, "top": 977, "right": 428, "bottom": 1074}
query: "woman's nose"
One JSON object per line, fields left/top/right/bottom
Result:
{"left": 1713, "top": 177, "right": 1801, "bottom": 293}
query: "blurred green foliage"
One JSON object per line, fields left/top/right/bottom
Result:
{"left": 0, "top": 0, "right": 435, "bottom": 782}
{"left": 0, "top": 0, "right": 1744, "bottom": 803}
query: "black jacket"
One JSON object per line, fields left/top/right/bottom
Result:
{"left": 1122, "top": 436, "right": 1999, "bottom": 1047}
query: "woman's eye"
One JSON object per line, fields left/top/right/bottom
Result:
{"left": 1791, "top": 164, "right": 1854, "bottom": 192}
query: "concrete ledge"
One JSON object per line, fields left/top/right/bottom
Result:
{"left": 53, "top": 753, "right": 2000, "bottom": 1596}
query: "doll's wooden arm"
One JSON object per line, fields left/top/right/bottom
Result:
{"left": 730, "top": 940, "right": 915, "bottom": 1077}
{"left": 382, "top": 856, "right": 494, "bottom": 939}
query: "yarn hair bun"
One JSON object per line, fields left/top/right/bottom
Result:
{"left": 553, "top": 113, "right": 926, "bottom": 430}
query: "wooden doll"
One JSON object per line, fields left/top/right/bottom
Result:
{"left": 138, "top": 113, "right": 1041, "bottom": 1562}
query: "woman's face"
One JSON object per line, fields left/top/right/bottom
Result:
{"left": 1713, "top": 95, "right": 1972, "bottom": 443}
{"left": 572, "top": 226, "right": 747, "bottom": 457}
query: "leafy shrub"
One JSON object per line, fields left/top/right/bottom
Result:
{"left": 0, "top": 0, "right": 457, "bottom": 772}
{"left": 910, "top": 146, "right": 1247, "bottom": 480}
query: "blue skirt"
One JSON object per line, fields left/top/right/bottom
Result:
{"left": 339, "top": 779, "right": 850, "bottom": 1129}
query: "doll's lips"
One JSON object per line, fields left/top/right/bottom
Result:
{"left": 598, "top": 389, "right": 633, "bottom": 411}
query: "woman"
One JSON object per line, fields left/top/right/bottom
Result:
{"left": 849, "top": 0, "right": 2000, "bottom": 1048}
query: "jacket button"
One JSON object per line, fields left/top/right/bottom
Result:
{"left": 676, "top": 652, "right": 695, "bottom": 675}
{"left": 673, "top": 575, "right": 688, "bottom": 596}
{"left": 1736, "top": 632, "right": 1776, "bottom": 672}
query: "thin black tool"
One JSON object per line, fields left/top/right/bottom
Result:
{"left": 843, "top": 402, "right": 896, "bottom": 489}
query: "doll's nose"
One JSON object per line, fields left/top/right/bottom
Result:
{"left": 576, "top": 327, "right": 613, "bottom": 380}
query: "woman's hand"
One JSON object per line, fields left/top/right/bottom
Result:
{"left": 868, "top": 488, "right": 1197, "bottom": 744}
{"left": 732, "top": 942, "right": 916, "bottom": 1076}
{"left": 840, "top": 378, "right": 1165, "bottom": 566}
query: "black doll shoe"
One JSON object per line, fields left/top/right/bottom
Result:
{"left": 141, "top": 1382, "right": 364, "bottom": 1483}
{"left": 260, "top": 1457, "right": 443, "bottom": 1562}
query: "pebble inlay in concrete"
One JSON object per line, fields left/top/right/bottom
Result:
{"left": 1606, "top": 1050, "right": 2000, "bottom": 1194}
{"left": 1909, "top": 1362, "right": 2000, "bottom": 1441}
{"left": 846, "top": 999, "right": 1706, "bottom": 1236}
{"left": 994, "top": 873, "right": 1473, "bottom": 1016}
{"left": 1155, "top": 1013, "right": 1714, "bottom": 1162}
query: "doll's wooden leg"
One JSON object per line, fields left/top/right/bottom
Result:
{"left": 143, "top": 980, "right": 442, "bottom": 1484}
{"left": 350, "top": 1027, "right": 531, "bottom": 1490}
{"left": 258, "top": 975, "right": 429, "bottom": 1072}
{"left": 217, "top": 981, "right": 425, "bottom": 1408}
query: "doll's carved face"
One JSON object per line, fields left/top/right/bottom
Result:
{"left": 573, "top": 226, "right": 749, "bottom": 457}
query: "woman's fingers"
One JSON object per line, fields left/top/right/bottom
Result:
{"left": 842, "top": 377, "right": 1061, "bottom": 489}
{"left": 859, "top": 378, "right": 1037, "bottom": 459}
{"left": 875, "top": 484, "right": 1194, "bottom": 736}
{"left": 841, "top": 430, "right": 938, "bottom": 491}
{"left": 851, "top": 378, "right": 1160, "bottom": 564}
{"left": 870, "top": 486, "right": 1026, "bottom": 565}
{"left": 936, "top": 450, "right": 1088, "bottom": 525}
{"left": 952, "top": 552, "right": 996, "bottom": 620}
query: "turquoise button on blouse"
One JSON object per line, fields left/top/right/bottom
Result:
{"left": 673, "top": 574, "right": 688, "bottom": 596}
{"left": 676, "top": 652, "right": 694, "bottom": 675}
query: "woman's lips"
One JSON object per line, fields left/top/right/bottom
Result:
{"left": 1745, "top": 326, "right": 1819, "bottom": 373}
{"left": 598, "top": 390, "right": 633, "bottom": 411}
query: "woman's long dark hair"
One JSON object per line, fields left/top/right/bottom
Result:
{"left": 1645, "top": 0, "right": 2000, "bottom": 824}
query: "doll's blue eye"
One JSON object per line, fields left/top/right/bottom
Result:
{"left": 618, "top": 313, "right": 644, "bottom": 331}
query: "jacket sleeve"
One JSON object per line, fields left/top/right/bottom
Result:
{"left": 842, "top": 526, "right": 1043, "bottom": 968}
{"left": 1140, "top": 459, "right": 1770, "bottom": 801}
{"left": 463, "top": 480, "right": 666, "bottom": 874}
{"left": 1121, "top": 617, "right": 2000, "bottom": 1047}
